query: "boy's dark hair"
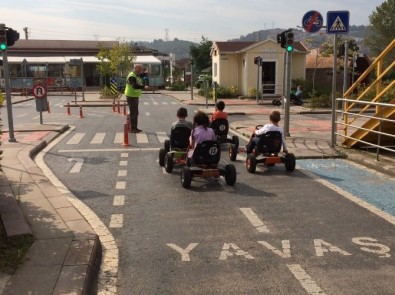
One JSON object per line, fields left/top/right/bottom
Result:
{"left": 193, "top": 111, "right": 210, "bottom": 128}
{"left": 216, "top": 101, "right": 225, "bottom": 111}
{"left": 177, "top": 107, "right": 188, "bottom": 118}
{"left": 269, "top": 111, "right": 281, "bottom": 123}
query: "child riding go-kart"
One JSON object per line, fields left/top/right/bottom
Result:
{"left": 245, "top": 125, "right": 296, "bottom": 173}
{"left": 159, "top": 126, "right": 191, "bottom": 173}
{"left": 210, "top": 118, "right": 239, "bottom": 161}
{"left": 180, "top": 140, "right": 237, "bottom": 188}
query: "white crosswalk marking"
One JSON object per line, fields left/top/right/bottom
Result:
{"left": 114, "top": 132, "right": 123, "bottom": 144}
{"left": 162, "top": 102, "right": 168, "bottom": 105}
{"left": 153, "top": 101, "right": 158, "bottom": 105}
{"left": 156, "top": 132, "right": 169, "bottom": 143}
{"left": 144, "top": 102, "right": 149, "bottom": 105}
{"left": 136, "top": 133, "right": 149, "bottom": 143}
{"left": 67, "top": 133, "right": 85, "bottom": 144}
{"left": 171, "top": 102, "right": 177, "bottom": 105}
{"left": 90, "top": 132, "right": 105, "bottom": 144}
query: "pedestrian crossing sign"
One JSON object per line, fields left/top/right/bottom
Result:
{"left": 326, "top": 11, "right": 349, "bottom": 34}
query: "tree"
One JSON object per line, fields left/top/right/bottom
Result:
{"left": 96, "top": 43, "right": 134, "bottom": 88}
{"left": 365, "top": 0, "right": 395, "bottom": 58}
{"left": 189, "top": 36, "right": 213, "bottom": 73}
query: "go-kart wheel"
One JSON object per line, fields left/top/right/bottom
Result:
{"left": 224, "top": 164, "right": 236, "bottom": 185}
{"left": 186, "top": 157, "right": 192, "bottom": 167}
{"left": 284, "top": 153, "right": 296, "bottom": 172}
{"left": 229, "top": 144, "right": 238, "bottom": 162}
{"left": 275, "top": 100, "right": 282, "bottom": 106}
{"left": 246, "top": 154, "right": 257, "bottom": 173}
{"left": 164, "top": 139, "right": 170, "bottom": 153}
{"left": 164, "top": 153, "right": 173, "bottom": 173}
{"left": 272, "top": 99, "right": 276, "bottom": 106}
{"left": 181, "top": 167, "right": 192, "bottom": 188}
{"left": 232, "top": 135, "right": 239, "bottom": 149}
{"left": 159, "top": 148, "right": 166, "bottom": 167}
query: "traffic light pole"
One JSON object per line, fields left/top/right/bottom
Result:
{"left": 283, "top": 51, "right": 292, "bottom": 137}
{"left": 2, "top": 50, "right": 16, "bottom": 142}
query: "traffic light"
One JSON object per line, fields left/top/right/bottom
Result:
{"left": 0, "top": 25, "right": 7, "bottom": 51}
{"left": 285, "top": 31, "right": 294, "bottom": 53}
{"left": 254, "top": 56, "right": 262, "bottom": 66}
{"left": 6, "top": 28, "right": 19, "bottom": 48}
{"left": 277, "top": 33, "right": 285, "bottom": 48}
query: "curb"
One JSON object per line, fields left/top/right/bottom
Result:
{"left": 2, "top": 128, "right": 100, "bottom": 295}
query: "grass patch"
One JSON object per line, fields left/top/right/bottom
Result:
{"left": 0, "top": 222, "right": 34, "bottom": 274}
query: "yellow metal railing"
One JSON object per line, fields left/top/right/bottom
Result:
{"left": 337, "top": 38, "right": 395, "bottom": 158}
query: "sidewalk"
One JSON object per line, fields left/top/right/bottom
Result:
{"left": 0, "top": 90, "right": 394, "bottom": 294}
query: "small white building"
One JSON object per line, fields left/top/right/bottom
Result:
{"left": 211, "top": 40, "right": 309, "bottom": 96}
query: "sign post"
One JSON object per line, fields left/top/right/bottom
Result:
{"left": 326, "top": 10, "right": 350, "bottom": 147}
{"left": 32, "top": 84, "right": 48, "bottom": 124}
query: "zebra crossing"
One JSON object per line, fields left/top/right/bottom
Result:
{"left": 65, "top": 131, "right": 169, "bottom": 146}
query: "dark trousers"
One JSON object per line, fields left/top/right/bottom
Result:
{"left": 126, "top": 96, "right": 139, "bottom": 131}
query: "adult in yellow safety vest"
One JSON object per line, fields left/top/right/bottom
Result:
{"left": 124, "top": 64, "right": 148, "bottom": 133}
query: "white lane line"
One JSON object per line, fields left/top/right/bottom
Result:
{"left": 109, "top": 214, "right": 124, "bottom": 228}
{"left": 153, "top": 101, "right": 158, "bottom": 105}
{"left": 114, "top": 132, "right": 123, "bottom": 144}
{"left": 121, "top": 152, "right": 128, "bottom": 158}
{"left": 17, "top": 113, "right": 27, "bottom": 118}
{"left": 118, "top": 170, "right": 127, "bottom": 177}
{"left": 119, "top": 160, "right": 128, "bottom": 166}
{"left": 66, "top": 133, "right": 85, "bottom": 144}
{"left": 156, "top": 132, "right": 168, "bottom": 143}
{"left": 286, "top": 264, "right": 326, "bottom": 295}
{"left": 67, "top": 157, "right": 84, "bottom": 173}
{"left": 116, "top": 181, "right": 126, "bottom": 190}
{"left": 113, "top": 195, "right": 125, "bottom": 206}
{"left": 144, "top": 102, "right": 149, "bottom": 105}
{"left": 145, "top": 112, "right": 150, "bottom": 116}
{"left": 240, "top": 208, "right": 270, "bottom": 233}
{"left": 90, "top": 132, "right": 106, "bottom": 144}
{"left": 171, "top": 102, "right": 177, "bottom": 105}
{"left": 162, "top": 102, "right": 168, "bottom": 105}
{"left": 136, "top": 133, "right": 149, "bottom": 143}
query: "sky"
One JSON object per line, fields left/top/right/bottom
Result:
{"left": 0, "top": 0, "right": 385, "bottom": 43}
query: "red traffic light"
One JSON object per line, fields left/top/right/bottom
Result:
{"left": 286, "top": 32, "right": 294, "bottom": 45}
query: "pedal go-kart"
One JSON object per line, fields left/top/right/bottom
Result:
{"left": 159, "top": 126, "right": 191, "bottom": 173}
{"left": 180, "top": 140, "right": 237, "bottom": 188}
{"left": 272, "top": 95, "right": 303, "bottom": 106}
{"left": 245, "top": 127, "right": 296, "bottom": 173}
{"left": 210, "top": 118, "right": 239, "bottom": 162}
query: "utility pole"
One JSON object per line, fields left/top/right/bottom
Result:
{"left": 23, "top": 27, "right": 29, "bottom": 40}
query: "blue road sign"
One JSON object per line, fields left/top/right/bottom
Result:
{"left": 327, "top": 11, "right": 350, "bottom": 34}
{"left": 302, "top": 10, "right": 323, "bottom": 33}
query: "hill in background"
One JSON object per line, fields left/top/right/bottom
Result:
{"left": 135, "top": 26, "right": 367, "bottom": 59}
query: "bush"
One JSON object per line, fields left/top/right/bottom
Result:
{"left": 170, "top": 82, "right": 187, "bottom": 91}
{"left": 216, "top": 85, "right": 239, "bottom": 98}
{"left": 248, "top": 87, "right": 257, "bottom": 98}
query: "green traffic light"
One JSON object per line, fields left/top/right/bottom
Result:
{"left": 0, "top": 43, "right": 6, "bottom": 51}
{"left": 286, "top": 45, "right": 293, "bottom": 53}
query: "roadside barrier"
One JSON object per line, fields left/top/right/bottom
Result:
{"left": 117, "top": 100, "right": 121, "bottom": 114}
{"left": 79, "top": 106, "right": 84, "bottom": 118}
{"left": 122, "top": 123, "right": 130, "bottom": 146}
{"left": 123, "top": 104, "right": 127, "bottom": 116}
{"left": 47, "top": 101, "right": 51, "bottom": 113}
{"left": 67, "top": 103, "right": 71, "bottom": 115}
{"left": 112, "top": 101, "right": 116, "bottom": 112}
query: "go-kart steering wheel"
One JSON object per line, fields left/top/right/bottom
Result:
{"left": 255, "top": 125, "right": 263, "bottom": 130}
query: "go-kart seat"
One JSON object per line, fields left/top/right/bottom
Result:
{"left": 191, "top": 140, "right": 221, "bottom": 165}
{"left": 255, "top": 131, "right": 282, "bottom": 154}
{"left": 170, "top": 126, "right": 191, "bottom": 150}
{"left": 211, "top": 119, "right": 229, "bottom": 141}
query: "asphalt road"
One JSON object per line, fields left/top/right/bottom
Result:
{"left": 4, "top": 94, "right": 394, "bottom": 294}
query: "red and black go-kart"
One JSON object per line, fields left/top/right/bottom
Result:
{"left": 180, "top": 140, "right": 237, "bottom": 188}
{"left": 210, "top": 118, "right": 239, "bottom": 162}
{"left": 159, "top": 126, "right": 191, "bottom": 173}
{"left": 244, "top": 126, "right": 296, "bottom": 173}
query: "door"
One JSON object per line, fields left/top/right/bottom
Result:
{"left": 261, "top": 61, "right": 276, "bottom": 94}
